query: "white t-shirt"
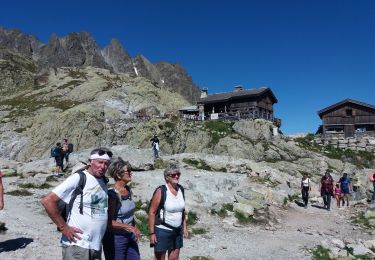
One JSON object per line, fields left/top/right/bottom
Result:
{"left": 52, "top": 170, "right": 108, "bottom": 251}
{"left": 301, "top": 178, "right": 310, "bottom": 187}
{"left": 158, "top": 185, "right": 185, "bottom": 230}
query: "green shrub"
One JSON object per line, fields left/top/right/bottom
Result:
{"left": 214, "top": 203, "right": 234, "bottom": 218}
{"left": 182, "top": 158, "right": 212, "bottom": 171}
{"left": 188, "top": 256, "right": 214, "bottom": 260}
{"left": 135, "top": 215, "right": 149, "bottom": 236}
{"left": 187, "top": 211, "right": 198, "bottom": 226}
{"left": 204, "top": 120, "right": 234, "bottom": 145}
{"left": 234, "top": 211, "right": 256, "bottom": 224}
{"left": 311, "top": 245, "right": 333, "bottom": 260}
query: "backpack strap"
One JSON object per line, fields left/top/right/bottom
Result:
{"left": 66, "top": 170, "right": 86, "bottom": 220}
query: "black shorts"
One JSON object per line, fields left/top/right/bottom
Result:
{"left": 55, "top": 157, "right": 63, "bottom": 167}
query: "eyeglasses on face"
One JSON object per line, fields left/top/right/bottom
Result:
{"left": 168, "top": 172, "right": 181, "bottom": 178}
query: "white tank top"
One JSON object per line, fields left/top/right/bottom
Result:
{"left": 157, "top": 185, "right": 185, "bottom": 230}
{"left": 302, "top": 178, "right": 310, "bottom": 187}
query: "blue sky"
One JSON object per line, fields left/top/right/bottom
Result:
{"left": 1, "top": 0, "right": 374, "bottom": 135}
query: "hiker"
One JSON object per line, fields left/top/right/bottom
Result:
{"left": 52, "top": 142, "right": 64, "bottom": 175}
{"left": 369, "top": 171, "right": 375, "bottom": 203}
{"left": 148, "top": 164, "right": 188, "bottom": 260}
{"left": 300, "top": 173, "right": 311, "bottom": 208}
{"left": 0, "top": 170, "right": 4, "bottom": 210}
{"left": 338, "top": 173, "right": 352, "bottom": 207}
{"left": 150, "top": 135, "right": 160, "bottom": 159}
{"left": 103, "top": 157, "right": 141, "bottom": 260}
{"left": 41, "top": 147, "right": 112, "bottom": 260}
{"left": 334, "top": 183, "right": 343, "bottom": 208}
{"left": 62, "top": 138, "right": 73, "bottom": 166}
{"left": 319, "top": 170, "right": 334, "bottom": 211}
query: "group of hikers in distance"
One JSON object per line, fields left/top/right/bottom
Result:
{"left": 301, "top": 169, "right": 375, "bottom": 211}
{"left": 51, "top": 139, "right": 74, "bottom": 176}
{"left": 41, "top": 146, "right": 187, "bottom": 260}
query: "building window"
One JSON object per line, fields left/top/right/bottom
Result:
{"left": 346, "top": 109, "right": 353, "bottom": 116}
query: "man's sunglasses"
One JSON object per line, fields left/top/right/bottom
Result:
{"left": 168, "top": 172, "right": 181, "bottom": 178}
{"left": 97, "top": 150, "right": 113, "bottom": 157}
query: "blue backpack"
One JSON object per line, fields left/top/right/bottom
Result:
{"left": 51, "top": 146, "right": 60, "bottom": 157}
{"left": 340, "top": 177, "right": 350, "bottom": 190}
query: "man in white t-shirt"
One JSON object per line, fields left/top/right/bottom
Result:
{"left": 42, "top": 147, "right": 113, "bottom": 260}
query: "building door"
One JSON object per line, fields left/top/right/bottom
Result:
{"left": 344, "top": 125, "right": 355, "bottom": 138}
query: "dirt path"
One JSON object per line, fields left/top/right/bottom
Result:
{"left": 0, "top": 176, "right": 372, "bottom": 260}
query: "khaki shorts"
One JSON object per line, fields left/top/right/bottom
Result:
{"left": 62, "top": 245, "right": 102, "bottom": 260}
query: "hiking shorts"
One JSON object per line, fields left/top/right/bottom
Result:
{"left": 55, "top": 157, "right": 63, "bottom": 167}
{"left": 154, "top": 226, "right": 183, "bottom": 252}
{"left": 342, "top": 188, "right": 350, "bottom": 194}
{"left": 62, "top": 245, "right": 101, "bottom": 260}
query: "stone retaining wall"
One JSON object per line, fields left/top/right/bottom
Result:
{"left": 314, "top": 135, "right": 375, "bottom": 154}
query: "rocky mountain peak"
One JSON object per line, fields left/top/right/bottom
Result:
{"left": 102, "top": 38, "right": 134, "bottom": 74}
{"left": 0, "top": 27, "right": 200, "bottom": 102}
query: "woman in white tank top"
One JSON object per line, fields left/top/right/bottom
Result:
{"left": 148, "top": 164, "right": 188, "bottom": 260}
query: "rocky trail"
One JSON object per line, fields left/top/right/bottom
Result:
{"left": 0, "top": 172, "right": 374, "bottom": 260}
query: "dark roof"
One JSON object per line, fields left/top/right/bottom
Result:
{"left": 318, "top": 99, "right": 375, "bottom": 118}
{"left": 198, "top": 87, "right": 278, "bottom": 104}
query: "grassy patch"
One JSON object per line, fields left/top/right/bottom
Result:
{"left": 6, "top": 189, "right": 33, "bottom": 196}
{"left": 283, "top": 194, "right": 300, "bottom": 206}
{"left": 188, "top": 256, "right": 214, "bottom": 260}
{"left": 182, "top": 158, "right": 212, "bottom": 171}
{"left": 212, "top": 203, "right": 234, "bottom": 218}
{"left": 234, "top": 211, "right": 256, "bottom": 224}
{"left": 67, "top": 69, "right": 88, "bottom": 79}
{"left": 191, "top": 227, "right": 209, "bottom": 235}
{"left": 351, "top": 212, "right": 375, "bottom": 230}
{"left": 187, "top": 211, "right": 198, "bottom": 226}
{"left": 18, "top": 183, "right": 52, "bottom": 189}
{"left": 135, "top": 215, "right": 149, "bottom": 236}
{"left": 204, "top": 120, "right": 234, "bottom": 146}
{"left": 153, "top": 159, "right": 170, "bottom": 169}
{"left": 310, "top": 245, "right": 333, "bottom": 260}
{"left": 57, "top": 80, "right": 84, "bottom": 89}
{"left": 14, "top": 127, "right": 27, "bottom": 133}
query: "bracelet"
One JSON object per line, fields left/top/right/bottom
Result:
{"left": 149, "top": 232, "right": 155, "bottom": 235}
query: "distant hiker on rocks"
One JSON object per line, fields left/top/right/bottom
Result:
{"left": 103, "top": 157, "right": 141, "bottom": 260}
{"left": 300, "top": 173, "right": 311, "bottom": 208}
{"left": 62, "top": 138, "right": 74, "bottom": 167}
{"left": 334, "top": 183, "right": 343, "bottom": 208}
{"left": 41, "top": 147, "right": 112, "bottom": 260}
{"left": 338, "top": 173, "right": 352, "bottom": 207}
{"left": 150, "top": 135, "right": 160, "bottom": 159}
{"left": 319, "top": 170, "right": 334, "bottom": 211}
{"left": 369, "top": 171, "right": 375, "bottom": 203}
{"left": 51, "top": 142, "right": 64, "bottom": 176}
{"left": 148, "top": 164, "right": 188, "bottom": 260}
{"left": 0, "top": 170, "right": 4, "bottom": 210}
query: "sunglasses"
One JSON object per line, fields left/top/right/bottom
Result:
{"left": 96, "top": 149, "right": 113, "bottom": 158}
{"left": 168, "top": 172, "right": 181, "bottom": 178}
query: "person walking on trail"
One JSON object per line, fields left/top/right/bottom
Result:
{"left": 319, "top": 170, "right": 334, "bottom": 211}
{"left": 334, "top": 183, "right": 344, "bottom": 208}
{"left": 52, "top": 142, "right": 64, "bottom": 176}
{"left": 338, "top": 173, "right": 352, "bottom": 207}
{"left": 150, "top": 135, "right": 160, "bottom": 159}
{"left": 0, "top": 170, "right": 4, "bottom": 210}
{"left": 41, "top": 147, "right": 113, "bottom": 260}
{"left": 300, "top": 173, "right": 311, "bottom": 209}
{"left": 148, "top": 164, "right": 188, "bottom": 260}
{"left": 102, "top": 157, "right": 141, "bottom": 260}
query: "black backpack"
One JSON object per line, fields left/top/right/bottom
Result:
{"left": 150, "top": 184, "right": 185, "bottom": 230}
{"left": 68, "top": 143, "right": 74, "bottom": 153}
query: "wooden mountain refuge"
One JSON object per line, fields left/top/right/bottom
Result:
{"left": 317, "top": 99, "right": 375, "bottom": 138}
{"left": 196, "top": 86, "right": 281, "bottom": 126}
